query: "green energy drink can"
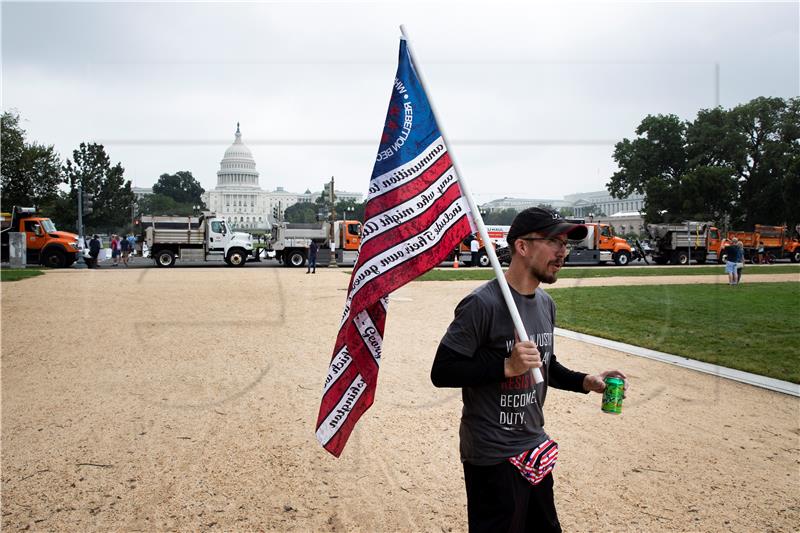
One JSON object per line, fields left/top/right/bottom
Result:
{"left": 601, "top": 377, "right": 625, "bottom": 414}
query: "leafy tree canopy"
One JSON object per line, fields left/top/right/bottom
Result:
{"left": 334, "top": 199, "right": 365, "bottom": 222}
{"left": 283, "top": 198, "right": 366, "bottom": 224}
{"left": 152, "top": 171, "right": 205, "bottom": 206}
{"left": 1, "top": 110, "right": 62, "bottom": 211}
{"left": 284, "top": 202, "right": 319, "bottom": 223}
{"left": 482, "top": 208, "right": 518, "bottom": 225}
{"left": 608, "top": 97, "right": 799, "bottom": 231}
{"left": 136, "top": 193, "right": 197, "bottom": 217}
{"left": 57, "top": 142, "right": 135, "bottom": 233}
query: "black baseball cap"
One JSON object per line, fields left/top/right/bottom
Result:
{"left": 507, "top": 207, "right": 588, "bottom": 248}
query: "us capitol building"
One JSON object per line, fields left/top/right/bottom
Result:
{"left": 200, "top": 124, "right": 362, "bottom": 230}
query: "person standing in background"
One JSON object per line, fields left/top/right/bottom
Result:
{"left": 470, "top": 237, "right": 480, "bottom": 267}
{"left": 88, "top": 234, "right": 101, "bottom": 268}
{"left": 723, "top": 238, "right": 740, "bottom": 285}
{"left": 307, "top": 240, "right": 319, "bottom": 274}
{"left": 110, "top": 235, "right": 120, "bottom": 267}
{"left": 736, "top": 239, "right": 745, "bottom": 284}
{"left": 120, "top": 234, "right": 131, "bottom": 266}
{"left": 756, "top": 241, "right": 764, "bottom": 264}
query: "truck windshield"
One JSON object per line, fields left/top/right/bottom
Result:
{"left": 348, "top": 223, "right": 362, "bottom": 236}
{"left": 601, "top": 226, "right": 612, "bottom": 237}
{"left": 41, "top": 219, "right": 57, "bottom": 233}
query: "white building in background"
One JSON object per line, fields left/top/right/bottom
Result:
{"left": 132, "top": 186, "right": 153, "bottom": 199}
{"left": 479, "top": 190, "right": 644, "bottom": 218}
{"left": 201, "top": 124, "right": 362, "bottom": 230}
{"left": 201, "top": 124, "right": 271, "bottom": 230}
{"left": 480, "top": 196, "right": 573, "bottom": 212}
{"left": 478, "top": 190, "right": 646, "bottom": 235}
{"left": 565, "top": 190, "right": 645, "bottom": 219}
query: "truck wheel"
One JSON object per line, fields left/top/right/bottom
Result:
{"left": 227, "top": 249, "right": 246, "bottom": 267}
{"left": 792, "top": 250, "right": 800, "bottom": 263}
{"left": 671, "top": 251, "right": 689, "bottom": 265}
{"left": 613, "top": 251, "right": 631, "bottom": 266}
{"left": 287, "top": 250, "right": 306, "bottom": 267}
{"left": 478, "top": 251, "right": 490, "bottom": 267}
{"left": 42, "top": 249, "right": 66, "bottom": 268}
{"left": 156, "top": 250, "right": 175, "bottom": 267}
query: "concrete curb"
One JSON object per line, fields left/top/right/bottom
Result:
{"left": 555, "top": 327, "right": 800, "bottom": 397}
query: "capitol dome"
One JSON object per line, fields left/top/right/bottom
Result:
{"left": 216, "top": 123, "right": 260, "bottom": 189}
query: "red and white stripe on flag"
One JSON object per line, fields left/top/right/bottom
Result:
{"left": 316, "top": 39, "right": 475, "bottom": 457}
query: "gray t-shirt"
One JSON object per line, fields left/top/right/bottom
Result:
{"left": 441, "top": 279, "right": 556, "bottom": 465}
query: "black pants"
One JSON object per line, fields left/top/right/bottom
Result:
{"left": 463, "top": 461, "right": 561, "bottom": 533}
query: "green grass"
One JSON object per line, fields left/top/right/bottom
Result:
{"left": 547, "top": 282, "right": 800, "bottom": 383}
{"left": 416, "top": 264, "right": 800, "bottom": 281}
{"left": 0, "top": 268, "right": 44, "bottom": 282}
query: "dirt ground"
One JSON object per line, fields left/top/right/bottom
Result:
{"left": 2, "top": 266, "right": 798, "bottom": 532}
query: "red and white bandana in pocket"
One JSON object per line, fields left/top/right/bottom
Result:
{"left": 508, "top": 439, "right": 559, "bottom": 486}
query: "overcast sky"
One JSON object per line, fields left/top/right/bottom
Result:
{"left": 2, "top": 1, "right": 798, "bottom": 204}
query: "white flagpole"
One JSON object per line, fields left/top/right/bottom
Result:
{"left": 399, "top": 25, "right": 544, "bottom": 385}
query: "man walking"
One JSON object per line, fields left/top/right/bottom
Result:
{"left": 432, "top": 207, "right": 627, "bottom": 532}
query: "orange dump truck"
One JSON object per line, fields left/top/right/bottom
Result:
{"left": 566, "top": 222, "right": 633, "bottom": 265}
{"left": 728, "top": 225, "right": 800, "bottom": 263}
{"left": 0, "top": 206, "right": 80, "bottom": 267}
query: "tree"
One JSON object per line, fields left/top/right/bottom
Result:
{"left": 607, "top": 114, "right": 689, "bottom": 223}
{"left": 135, "top": 193, "right": 196, "bottom": 217}
{"left": 724, "top": 97, "right": 799, "bottom": 229}
{"left": 61, "top": 143, "right": 135, "bottom": 233}
{"left": 0, "top": 111, "right": 62, "bottom": 210}
{"left": 483, "top": 208, "right": 518, "bottom": 225}
{"left": 335, "top": 199, "right": 365, "bottom": 222}
{"left": 284, "top": 202, "right": 319, "bottom": 223}
{"left": 152, "top": 171, "right": 205, "bottom": 207}
{"left": 608, "top": 97, "right": 799, "bottom": 230}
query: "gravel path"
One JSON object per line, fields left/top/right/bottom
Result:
{"left": 2, "top": 268, "right": 798, "bottom": 531}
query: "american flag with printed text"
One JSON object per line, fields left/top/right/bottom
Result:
{"left": 315, "top": 38, "right": 475, "bottom": 457}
